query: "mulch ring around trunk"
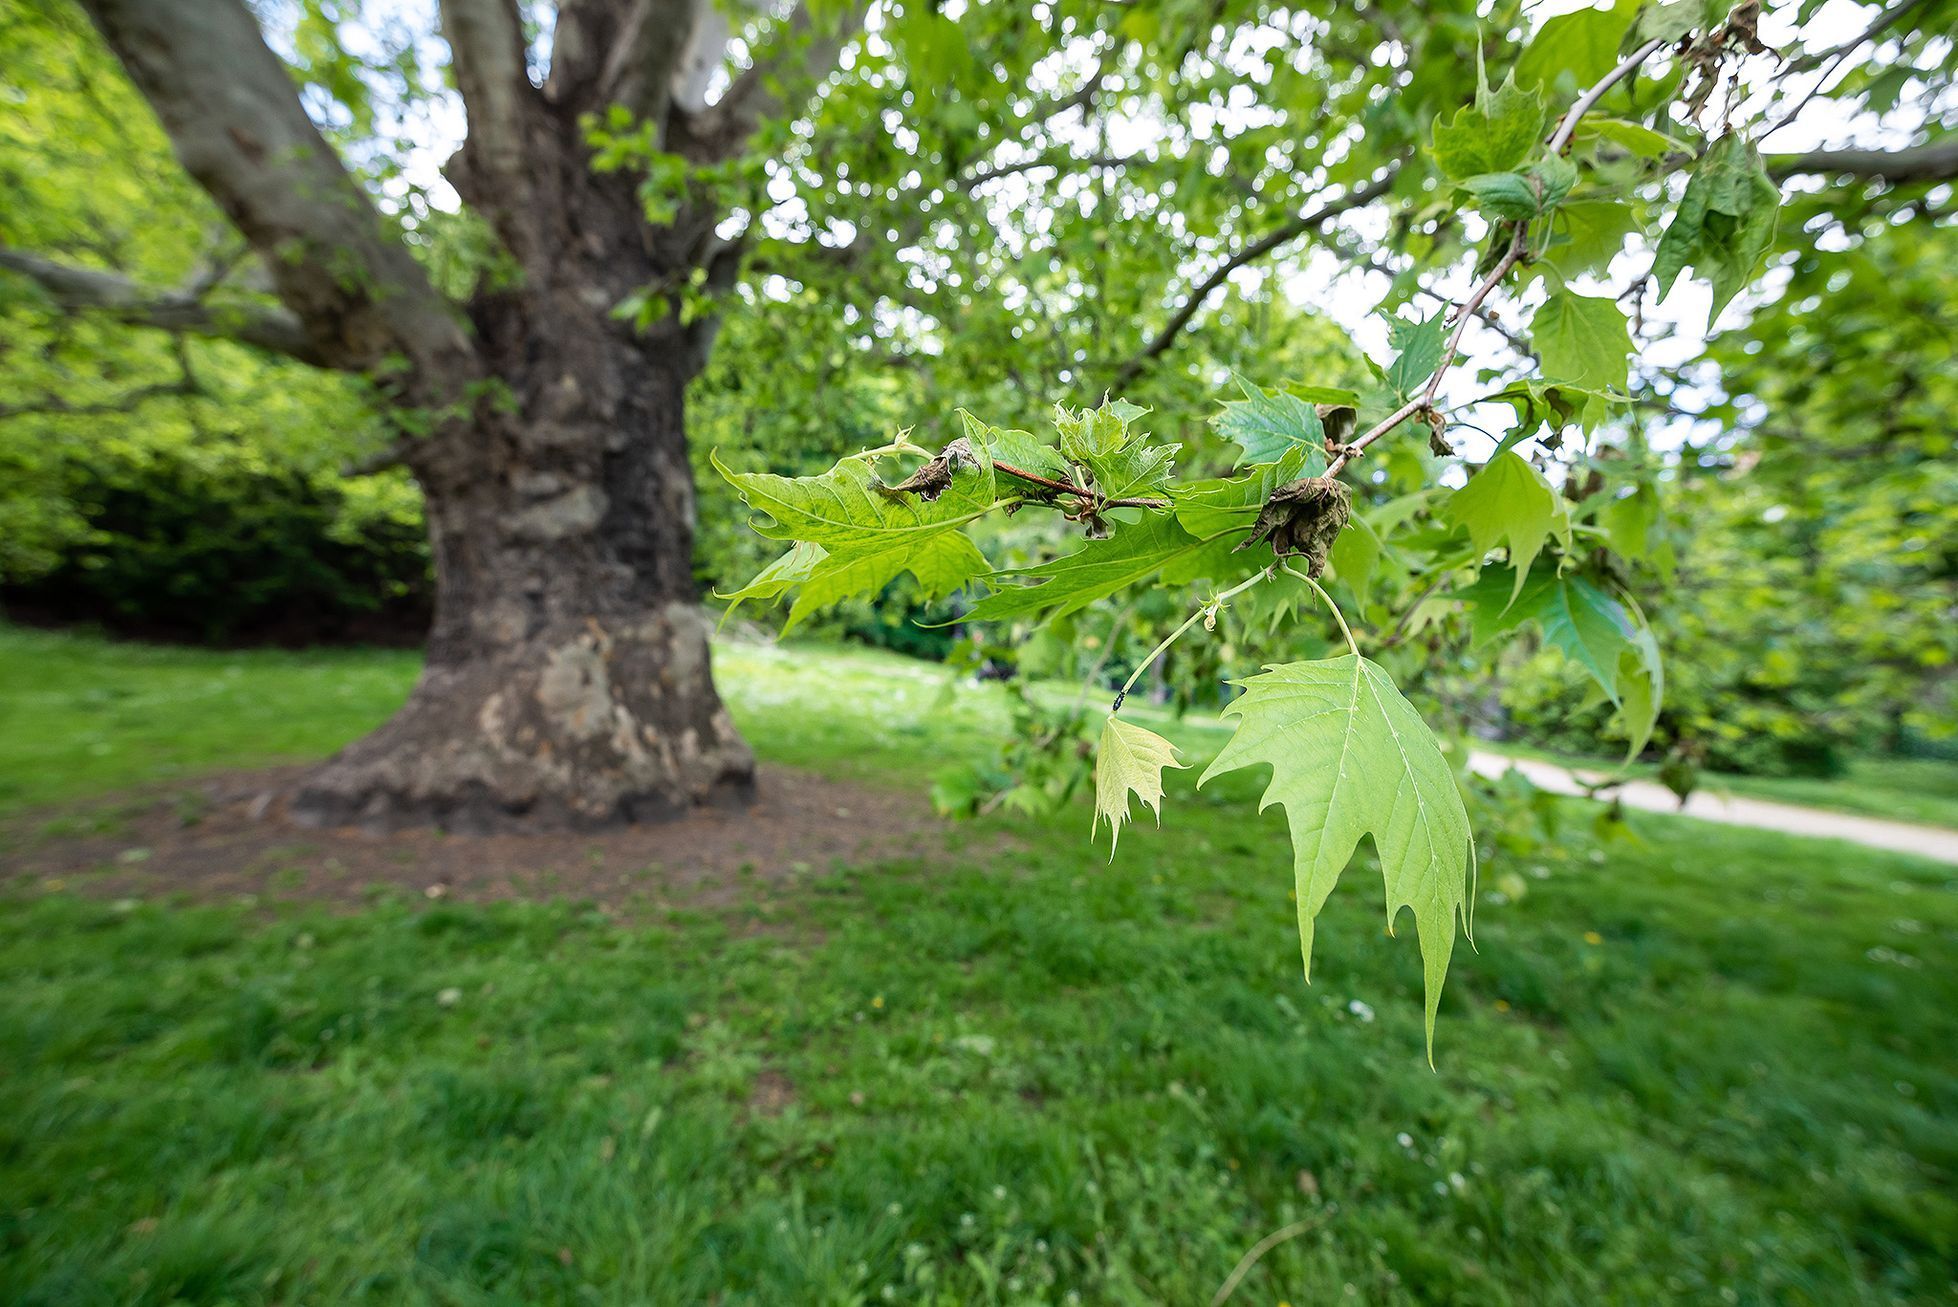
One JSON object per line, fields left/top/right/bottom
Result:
{"left": 0, "top": 765, "right": 958, "bottom": 916}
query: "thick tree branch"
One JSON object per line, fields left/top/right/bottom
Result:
{"left": 1108, "top": 168, "right": 1401, "bottom": 391}
{"left": 1783, "top": 0, "right": 1927, "bottom": 75}
{"left": 963, "top": 152, "right": 1140, "bottom": 191}
{"left": 595, "top": 0, "right": 730, "bottom": 122}
{"left": 76, "top": 0, "right": 474, "bottom": 386}
{"left": 1768, "top": 138, "right": 1958, "bottom": 183}
{"left": 439, "top": 0, "right": 547, "bottom": 263}
{"left": 546, "top": 0, "right": 621, "bottom": 105}
{"left": 0, "top": 247, "right": 326, "bottom": 365}
{"left": 673, "top": 1, "right": 865, "bottom": 161}
{"left": 439, "top": 0, "right": 535, "bottom": 182}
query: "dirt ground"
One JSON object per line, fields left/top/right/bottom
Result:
{"left": 0, "top": 766, "right": 955, "bottom": 914}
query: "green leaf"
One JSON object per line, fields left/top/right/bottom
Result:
{"left": 1483, "top": 377, "right": 1621, "bottom": 443}
{"left": 1056, "top": 396, "right": 1179, "bottom": 498}
{"left": 1200, "top": 656, "right": 1476, "bottom": 1056}
{"left": 962, "top": 411, "right": 1070, "bottom": 480}
{"left": 1458, "top": 155, "right": 1576, "bottom": 220}
{"left": 1515, "top": 0, "right": 1640, "bottom": 91}
{"left": 717, "top": 540, "right": 827, "bottom": 624}
{"left": 1329, "top": 512, "right": 1383, "bottom": 600}
{"left": 715, "top": 450, "right": 996, "bottom": 630}
{"left": 1458, "top": 565, "right": 1663, "bottom": 756}
{"left": 1212, "top": 375, "right": 1331, "bottom": 470}
{"left": 1430, "top": 55, "right": 1548, "bottom": 181}
{"left": 1385, "top": 311, "right": 1447, "bottom": 399}
{"left": 1531, "top": 290, "right": 1630, "bottom": 391}
{"left": 1545, "top": 199, "right": 1641, "bottom": 276}
{"left": 1442, "top": 451, "right": 1570, "bottom": 605}
{"left": 966, "top": 513, "right": 1207, "bottom": 623}
{"left": 1055, "top": 395, "right": 1147, "bottom": 462}
{"left": 1094, "top": 716, "right": 1184, "bottom": 856}
{"left": 1172, "top": 445, "right": 1312, "bottom": 540}
{"left": 1652, "top": 134, "right": 1781, "bottom": 322}
{"left": 1574, "top": 117, "right": 1684, "bottom": 159}
{"left": 1598, "top": 484, "right": 1658, "bottom": 558}
{"left": 1634, "top": 0, "right": 1700, "bottom": 44}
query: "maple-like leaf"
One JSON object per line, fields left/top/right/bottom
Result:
{"left": 1093, "top": 716, "right": 1184, "bottom": 856}
{"left": 1653, "top": 134, "right": 1781, "bottom": 323}
{"left": 1200, "top": 657, "right": 1475, "bottom": 1057}
{"left": 714, "top": 449, "right": 996, "bottom": 630}
{"left": 1442, "top": 451, "right": 1570, "bottom": 606}
{"left": 1531, "top": 291, "right": 1630, "bottom": 393}
{"left": 1430, "top": 53, "right": 1547, "bottom": 181}
{"left": 717, "top": 540, "right": 828, "bottom": 625}
{"left": 1211, "top": 376, "right": 1336, "bottom": 469}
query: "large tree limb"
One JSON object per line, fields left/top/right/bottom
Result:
{"left": 1769, "top": 138, "right": 1958, "bottom": 184}
{"left": 597, "top": 0, "right": 720, "bottom": 121}
{"left": 1107, "top": 168, "right": 1401, "bottom": 390}
{"left": 439, "top": 0, "right": 546, "bottom": 262}
{"left": 673, "top": 1, "right": 865, "bottom": 161}
{"left": 545, "top": 0, "right": 622, "bottom": 105}
{"left": 76, "top": 0, "right": 474, "bottom": 386}
{"left": 0, "top": 247, "right": 326, "bottom": 365}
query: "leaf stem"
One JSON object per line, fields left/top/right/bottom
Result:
{"left": 1111, "top": 566, "right": 1273, "bottom": 711}
{"left": 1285, "top": 564, "right": 1359, "bottom": 658}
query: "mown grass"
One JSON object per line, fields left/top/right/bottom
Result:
{"left": 1, "top": 624, "right": 1955, "bottom": 1304}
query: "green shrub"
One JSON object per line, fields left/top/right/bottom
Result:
{"left": 2, "top": 438, "right": 430, "bottom": 643}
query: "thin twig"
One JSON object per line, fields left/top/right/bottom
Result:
{"left": 994, "top": 459, "right": 1167, "bottom": 508}
{"left": 1108, "top": 168, "right": 1402, "bottom": 390}
{"left": 1326, "top": 230, "right": 1527, "bottom": 477}
{"left": 1209, "top": 1212, "right": 1336, "bottom": 1307}
{"left": 1112, "top": 567, "right": 1273, "bottom": 711}
{"left": 1548, "top": 38, "right": 1668, "bottom": 154}
{"left": 1324, "top": 37, "right": 1670, "bottom": 480}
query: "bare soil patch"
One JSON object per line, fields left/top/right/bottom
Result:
{"left": 0, "top": 765, "right": 951, "bottom": 912}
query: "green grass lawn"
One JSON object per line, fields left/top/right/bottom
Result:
{"left": 2, "top": 625, "right": 1955, "bottom": 1304}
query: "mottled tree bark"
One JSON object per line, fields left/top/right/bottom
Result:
{"left": 292, "top": 91, "right": 755, "bottom": 831}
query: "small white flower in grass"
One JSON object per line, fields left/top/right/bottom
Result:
{"left": 1396, "top": 1132, "right": 1414, "bottom": 1149}
{"left": 436, "top": 987, "right": 462, "bottom": 1008}
{"left": 1348, "top": 999, "right": 1375, "bottom": 1023}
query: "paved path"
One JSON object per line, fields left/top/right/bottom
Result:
{"left": 1468, "top": 752, "right": 1958, "bottom": 866}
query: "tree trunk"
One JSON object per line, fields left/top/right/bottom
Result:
{"left": 292, "top": 193, "right": 756, "bottom": 831}
{"left": 62, "top": 0, "right": 770, "bottom": 832}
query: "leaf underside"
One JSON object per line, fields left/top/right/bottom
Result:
{"left": 1200, "top": 656, "right": 1475, "bottom": 1057}
{"left": 1093, "top": 716, "right": 1184, "bottom": 856}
